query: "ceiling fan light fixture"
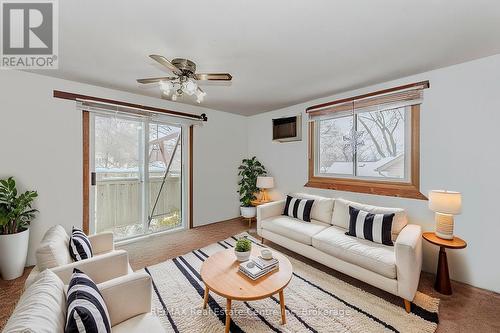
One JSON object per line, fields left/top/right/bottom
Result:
{"left": 138, "top": 55, "right": 232, "bottom": 105}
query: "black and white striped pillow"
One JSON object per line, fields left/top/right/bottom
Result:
{"left": 283, "top": 195, "right": 315, "bottom": 222}
{"left": 346, "top": 206, "right": 395, "bottom": 246}
{"left": 69, "top": 227, "right": 93, "bottom": 261}
{"left": 65, "top": 268, "right": 111, "bottom": 333}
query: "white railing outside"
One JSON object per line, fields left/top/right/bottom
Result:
{"left": 95, "top": 176, "right": 181, "bottom": 234}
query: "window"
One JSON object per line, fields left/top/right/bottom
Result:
{"left": 317, "top": 106, "right": 409, "bottom": 181}
{"left": 306, "top": 82, "right": 428, "bottom": 199}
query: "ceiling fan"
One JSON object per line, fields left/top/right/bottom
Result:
{"left": 137, "top": 55, "right": 232, "bottom": 103}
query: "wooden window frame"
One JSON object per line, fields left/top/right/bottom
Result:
{"left": 306, "top": 105, "right": 426, "bottom": 200}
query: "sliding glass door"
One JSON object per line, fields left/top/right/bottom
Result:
{"left": 90, "top": 113, "right": 184, "bottom": 240}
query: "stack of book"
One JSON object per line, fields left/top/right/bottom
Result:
{"left": 239, "top": 256, "right": 279, "bottom": 280}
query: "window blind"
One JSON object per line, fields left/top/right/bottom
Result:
{"left": 77, "top": 100, "right": 204, "bottom": 126}
{"left": 307, "top": 81, "right": 428, "bottom": 120}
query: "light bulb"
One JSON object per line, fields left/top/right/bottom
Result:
{"left": 195, "top": 89, "right": 206, "bottom": 103}
{"left": 183, "top": 79, "right": 198, "bottom": 96}
{"left": 159, "top": 80, "right": 173, "bottom": 94}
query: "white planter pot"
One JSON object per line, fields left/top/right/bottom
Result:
{"left": 0, "top": 228, "right": 30, "bottom": 280}
{"left": 240, "top": 206, "right": 256, "bottom": 218}
{"left": 234, "top": 250, "right": 251, "bottom": 262}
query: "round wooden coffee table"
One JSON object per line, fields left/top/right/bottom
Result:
{"left": 200, "top": 248, "right": 292, "bottom": 333}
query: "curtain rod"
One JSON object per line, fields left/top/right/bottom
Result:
{"left": 53, "top": 90, "right": 208, "bottom": 121}
{"left": 306, "top": 80, "right": 430, "bottom": 113}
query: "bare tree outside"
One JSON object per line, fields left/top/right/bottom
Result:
{"left": 319, "top": 116, "right": 354, "bottom": 174}
{"left": 318, "top": 107, "right": 407, "bottom": 178}
{"left": 357, "top": 108, "right": 405, "bottom": 160}
{"left": 95, "top": 116, "right": 140, "bottom": 170}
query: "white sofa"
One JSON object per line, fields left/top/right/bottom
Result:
{"left": 26, "top": 225, "right": 133, "bottom": 288}
{"left": 257, "top": 193, "right": 422, "bottom": 312}
{"left": 3, "top": 269, "right": 164, "bottom": 333}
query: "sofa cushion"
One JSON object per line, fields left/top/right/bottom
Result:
{"left": 36, "top": 225, "right": 72, "bottom": 270}
{"left": 312, "top": 226, "right": 397, "bottom": 279}
{"left": 332, "top": 198, "right": 408, "bottom": 239}
{"left": 3, "top": 270, "right": 66, "bottom": 333}
{"left": 69, "top": 227, "right": 93, "bottom": 261}
{"left": 260, "top": 215, "right": 329, "bottom": 245}
{"left": 283, "top": 195, "right": 315, "bottom": 222}
{"left": 292, "top": 193, "right": 335, "bottom": 224}
{"left": 112, "top": 313, "right": 164, "bottom": 333}
{"left": 66, "top": 268, "right": 111, "bottom": 333}
{"left": 346, "top": 207, "right": 395, "bottom": 246}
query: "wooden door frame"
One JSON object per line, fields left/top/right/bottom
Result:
{"left": 82, "top": 113, "right": 194, "bottom": 234}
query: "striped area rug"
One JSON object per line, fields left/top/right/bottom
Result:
{"left": 143, "top": 233, "right": 439, "bottom": 333}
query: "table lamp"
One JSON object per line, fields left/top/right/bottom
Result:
{"left": 428, "top": 190, "right": 462, "bottom": 240}
{"left": 256, "top": 176, "right": 274, "bottom": 202}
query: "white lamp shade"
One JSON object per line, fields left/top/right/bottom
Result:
{"left": 428, "top": 190, "right": 462, "bottom": 215}
{"left": 256, "top": 176, "right": 274, "bottom": 189}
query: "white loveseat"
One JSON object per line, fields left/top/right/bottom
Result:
{"left": 26, "top": 225, "right": 133, "bottom": 288}
{"left": 257, "top": 193, "right": 422, "bottom": 312}
{"left": 3, "top": 269, "right": 164, "bottom": 333}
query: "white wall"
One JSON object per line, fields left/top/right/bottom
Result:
{"left": 0, "top": 70, "right": 247, "bottom": 265}
{"left": 248, "top": 54, "right": 500, "bottom": 293}
{"left": 193, "top": 106, "right": 248, "bottom": 226}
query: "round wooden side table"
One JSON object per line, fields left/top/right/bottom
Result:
{"left": 422, "top": 232, "right": 467, "bottom": 295}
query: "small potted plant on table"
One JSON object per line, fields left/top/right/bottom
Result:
{"left": 0, "top": 177, "right": 38, "bottom": 280}
{"left": 234, "top": 237, "right": 252, "bottom": 262}
{"left": 237, "top": 156, "right": 267, "bottom": 218}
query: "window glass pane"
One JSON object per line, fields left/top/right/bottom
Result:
{"left": 318, "top": 116, "right": 354, "bottom": 175}
{"left": 94, "top": 115, "right": 143, "bottom": 239}
{"left": 355, "top": 107, "right": 406, "bottom": 179}
{"left": 148, "top": 123, "right": 182, "bottom": 233}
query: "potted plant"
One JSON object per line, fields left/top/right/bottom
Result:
{"left": 237, "top": 156, "right": 267, "bottom": 218}
{"left": 0, "top": 177, "right": 38, "bottom": 280}
{"left": 234, "top": 237, "right": 252, "bottom": 262}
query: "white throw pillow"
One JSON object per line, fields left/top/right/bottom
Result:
{"left": 3, "top": 269, "right": 66, "bottom": 333}
{"left": 36, "top": 225, "right": 73, "bottom": 270}
{"left": 292, "top": 193, "right": 335, "bottom": 225}
{"left": 332, "top": 198, "right": 408, "bottom": 238}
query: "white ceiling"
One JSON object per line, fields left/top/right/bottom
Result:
{"left": 30, "top": 0, "right": 500, "bottom": 116}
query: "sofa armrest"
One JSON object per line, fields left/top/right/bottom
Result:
{"left": 89, "top": 232, "right": 114, "bottom": 255}
{"left": 257, "top": 200, "right": 285, "bottom": 230}
{"left": 395, "top": 224, "right": 422, "bottom": 301}
{"left": 98, "top": 272, "right": 152, "bottom": 327}
{"left": 51, "top": 250, "right": 130, "bottom": 285}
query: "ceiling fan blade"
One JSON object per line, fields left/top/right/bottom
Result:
{"left": 149, "top": 54, "right": 182, "bottom": 75}
{"left": 195, "top": 73, "right": 232, "bottom": 81}
{"left": 136, "top": 77, "right": 177, "bottom": 84}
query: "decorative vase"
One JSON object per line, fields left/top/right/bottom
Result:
{"left": 0, "top": 228, "right": 30, "bottom": 280}
{"left": 234, "top": 249, "right": 251, "bottom": 262}
{"left": 240, "top": 206, "right": 256, "bottom": 218}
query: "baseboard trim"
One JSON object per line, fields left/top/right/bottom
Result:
{"left": 193, "top": 216, "right": 243, "bottom": 228}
